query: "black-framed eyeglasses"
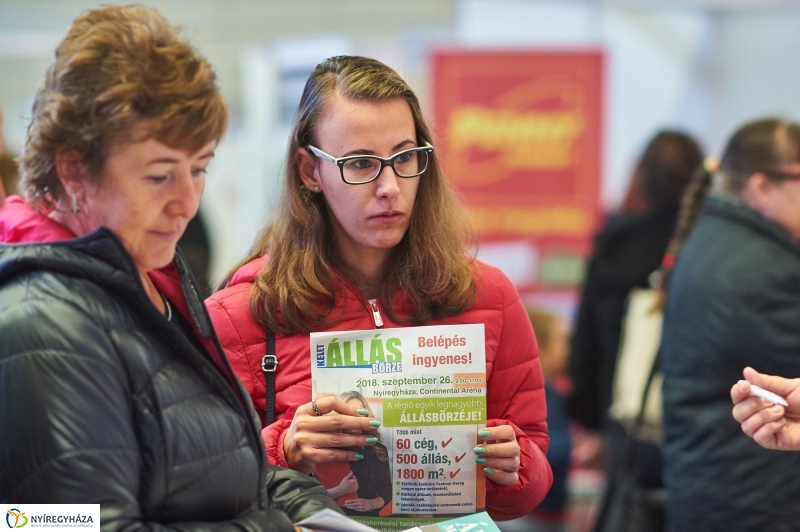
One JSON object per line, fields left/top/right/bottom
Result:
{"left": 307, "top": 143, "right": 434, "bottom": 185}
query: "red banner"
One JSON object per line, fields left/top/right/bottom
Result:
{"left": 432, "top": 50, "right": 603, "bottom": 295}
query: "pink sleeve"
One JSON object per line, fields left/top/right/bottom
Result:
{"left": 485, "top": 419, "right": 552, "bottom": 520}
{"left": 263, "top": 419, "right": 292, "bottom": 467}
{"left": 484, "top": 276, "right": 553, "bottom": 520}
{"left": 205, "top": 291, "right": 265, "bottom": 420}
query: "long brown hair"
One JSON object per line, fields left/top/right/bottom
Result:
{"left": 660, "top": 118, "right": 800, "bottom": 293}
{"left": 226, "top": 56, "right": 476, "bottom": 334}
{"left": 620, "top": 131, "right": 703, "bottom": 215}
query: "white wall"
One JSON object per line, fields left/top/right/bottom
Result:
{"left": 4, "top": 0, "right": 800, "bottom": 282}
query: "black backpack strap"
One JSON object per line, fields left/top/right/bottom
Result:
{"left": 261, "top": 331, "right": 277, "bottom": 426}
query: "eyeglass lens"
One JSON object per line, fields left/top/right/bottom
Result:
{"left": 342, "top": 149, "right": 429, "bottom": 183}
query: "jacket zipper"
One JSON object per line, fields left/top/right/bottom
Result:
{"left": 368, "top": 299, "right": 384, "bottom": 328}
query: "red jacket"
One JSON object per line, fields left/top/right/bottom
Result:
{"left": 206, "top": 257, "right": 553, "bottom": 520}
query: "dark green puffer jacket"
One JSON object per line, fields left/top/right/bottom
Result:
{"left": 0, "top": 227, "right": 339, "bottom": 531}
{"left": 662, "top": 195, "right": 800, "bottom": 532}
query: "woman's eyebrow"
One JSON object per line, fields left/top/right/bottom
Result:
{"left": 341, "top": 140, "right": 415, "bottom": 157}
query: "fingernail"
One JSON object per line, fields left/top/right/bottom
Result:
{"left": 478, "top": 429, "right": 490, "bottom": 439}
{"left": 473, "top": 446, "right": 485, "bottom": 454}
{"left": 366, "top": 437, "right": 379, "bottom": 444}
{"left": 483, "top": 467, "right": 494, "bottom": 476}
{"left": 369, "top": 420, "right": 381, "bottom": 427}
{"left": 354, "top": 453, "right": 364, "bottom": 460}
{"left": 475, "top": 457, "right": 487, "bottom": 464}
{"left": 356, "top": 408, "right": 369, "bottom": 416}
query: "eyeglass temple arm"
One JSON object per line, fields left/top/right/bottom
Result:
{"left": 307, "top": 145, "right": 337, "bottom": 163}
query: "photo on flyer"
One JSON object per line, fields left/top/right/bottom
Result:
{"left": 310, "top": 324, "right": 488, "bottom": 532}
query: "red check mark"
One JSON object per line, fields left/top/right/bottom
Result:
{"left": 454, "top": 452, "right": 467, "bottom": 463}
{"left": 450, "top": 468, "right": 461, "bottom": 479}
{"left": 442, "top": 437, "right": 453, "bottom": 448}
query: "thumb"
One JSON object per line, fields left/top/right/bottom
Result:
{"left": 344, "top": 471, "right": 354, "bottom": 480}
{"left": 744, "top": 367, "right": 796, "bottom": 397}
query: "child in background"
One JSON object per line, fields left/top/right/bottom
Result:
{"left": 526, "top": 309, "right": 572, "bottom": 531}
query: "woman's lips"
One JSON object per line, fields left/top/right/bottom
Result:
{"left": 370, "top": 211, "right": 404, "bottom": 223}
{"left": 151, "top": 229, "right": 180, "bottom": 242}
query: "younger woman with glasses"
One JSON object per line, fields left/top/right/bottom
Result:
{"left": 206, "top": 55, "right": 553, "bottom": 521}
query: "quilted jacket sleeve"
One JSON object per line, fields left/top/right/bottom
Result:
{"left": 0, "top": 298, "right": 303, "bottom": 532}
{"left": 484, "top": 276, "right": 553, "bottom": 521}
{"left": 265, "top": 464, "right": 344, "bottom": 521}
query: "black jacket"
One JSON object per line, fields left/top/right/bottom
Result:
{"left": 0, "top": 229, "right": 339, "bottom": 531}
{"left": 662, "top": 196, "right": 800, "bottom": 532}
{"left": 567, "top": 211, "right": 677, "bottom": 430}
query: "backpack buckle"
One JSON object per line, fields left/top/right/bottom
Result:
{"left": 261, "top": 354, "right": 278, "bottom": 372}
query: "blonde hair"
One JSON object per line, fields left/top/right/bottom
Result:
{"left": 20, "top": 5, "right": 228, "bottom": 208}
{"left": 527, "top": 309, "right": 560, "bottom": 352}
{"left": 230, "top": 56, "right": 476, "bottom": 334}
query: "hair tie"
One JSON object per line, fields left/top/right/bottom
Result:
{"left": 703, "top": 156, "right": 720, "bottom": 174}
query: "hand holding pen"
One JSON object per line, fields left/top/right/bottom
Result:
{"left": 731, "top": 367, "right": 800, "bottom": 451}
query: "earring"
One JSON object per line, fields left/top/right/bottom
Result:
{"left": 314, "top": 186, "right": 320, "bottom": 192}
{"left": 70, "top": 194, "right": 80, "bottom": 214}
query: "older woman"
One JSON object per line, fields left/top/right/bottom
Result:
{"left": 206, "top": 55, "right": 553, "bottom": 521}
{"left": 0, "top": 6, "right": 337, "bottom": 530}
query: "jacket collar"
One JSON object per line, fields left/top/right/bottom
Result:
{"left": 705, "top": 194, "right": 800, "bottom": 258}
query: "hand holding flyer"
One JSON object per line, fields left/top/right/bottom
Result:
{"left": 310, "top": 324, "right": 488, "bottom": 532}
{"left": 474, "top": 424, "right": 520, "bottom": 486}
{"left": 283, "top": 395, "right": 379, "bottom": 474}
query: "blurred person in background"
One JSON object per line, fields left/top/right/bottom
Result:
{"left": 178, "top": 210, "right": 213, "bottom": 297}
{"left": 567, "top": 130, "right": 703, "bottom": 469}
{"left": 660, "top": 118, "right": 800, "bottom": 532}
{"left": 0, "top": 6, "right": 338, "bottom": 530}
{"left": 0, "top": 151, "right": 19, "bottom": 202}
{"left": 0, "top": 106, "right": 8, "bottom": 206}
{"left": 498, "top": 309, "right": 572, "bottom": 532}
{"left": 206, "top": 55, "right": 554, "bottom": 521}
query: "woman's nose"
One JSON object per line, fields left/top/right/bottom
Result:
{"left": 374, "top": 164, "right": 400, "bottom": 199}
{"left": 168, "top": 168, "right": 203, "bottom": 218}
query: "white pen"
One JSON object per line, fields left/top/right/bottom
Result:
{"left": 749, "top": 383, "right": 789, "bottom": 407}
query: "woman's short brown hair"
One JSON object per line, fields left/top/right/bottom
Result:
{"left": 20, "top": 5, "right": 228, "bottom": 208}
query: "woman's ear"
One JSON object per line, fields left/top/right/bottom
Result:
{"left": 54, "top": 150, "right": 87, "bottom": 196}
{"left": 296, "top": 147, "right": 321, "bottom": 191}
{"left": 742, "top": 172, "right": 778, "bottom": 217}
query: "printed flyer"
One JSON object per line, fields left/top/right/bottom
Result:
{"left": 310, "top": 324, "right": 487, "bottom": 532}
